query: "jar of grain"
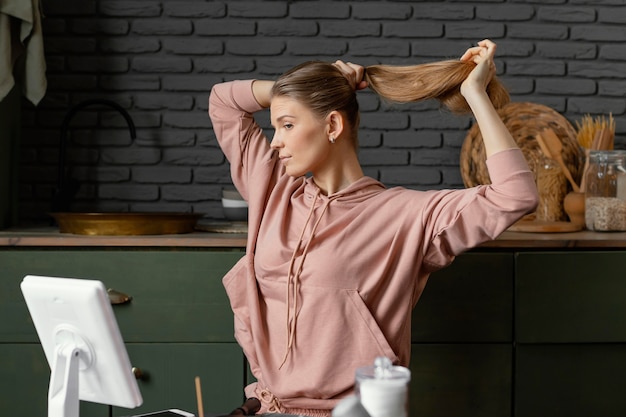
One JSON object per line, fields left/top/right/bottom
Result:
{"left": 536, "top": 157, "right": 567, "bottom": 222}
{"left": 584, "top": 150, "right": 626, "bottom": 231}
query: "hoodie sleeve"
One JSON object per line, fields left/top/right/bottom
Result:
{"left": 208, "top": 80, "right": 279, "bottom": 201}
{"left": 422, "top": 148, "right": 538, "bottom": 269}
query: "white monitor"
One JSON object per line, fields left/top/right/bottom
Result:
{"left": 21, "top": 275, "right": 143, "bottom": 417}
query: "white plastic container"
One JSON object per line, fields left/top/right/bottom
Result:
{"left": 355, "top": 357, "right": 410, "bottom": 417}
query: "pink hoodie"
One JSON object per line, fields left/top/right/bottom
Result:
{"left": 208, "top": 80, "right": 538, "bottom": 415}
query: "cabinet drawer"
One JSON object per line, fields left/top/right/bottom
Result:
{"left": 515, "top": 344, "right": 626, "bottom": 417}
{"left": 119, "top": 343, "right": 245, "bottom": 416}
{"left": 0, "top": 250, "right": 244, "bottom": 343}
{"left": 0, "top": 342, "right": 244, "bottom": 417}
{"left": 0, "top": 344, "right": 55, "bottom": 416}
{"left": 516, "top": 251, "right": 626, "bottom": 343}
{"left": 409, "top": 343, "right": 512, "bottom": 417}
{"left": 412, "top": 253, "right": 514, "bottom": 342}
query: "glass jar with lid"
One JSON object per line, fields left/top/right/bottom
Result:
{"left": 584, "top": 150, "right": 626, "bottom": 231}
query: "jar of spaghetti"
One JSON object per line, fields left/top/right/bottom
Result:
{"left": 585, "top": 150, "right": 626, "bottom": 231}
{"left": 536, "top": 157, "right": 567, "bottom": 222}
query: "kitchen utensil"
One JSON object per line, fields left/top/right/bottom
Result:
{"left": 563, "top": 191, "right": 585, "bottom": 228}
{"left": 195, "top": 376, "right": 204, "bottom": 417}
{"left": 536, "top": 128, "right": 580, "bottom": 192}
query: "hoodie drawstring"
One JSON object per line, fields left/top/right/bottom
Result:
{"left": 278, "top": 189, "right": 337, "bottom": 369}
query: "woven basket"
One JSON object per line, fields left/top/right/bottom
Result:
{"left": 460, "top": 102, "right": 583, "bottom": 188}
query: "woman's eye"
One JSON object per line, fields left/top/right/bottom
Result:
{"left": 284, "top": 123, "right": 294, "bottom": 129}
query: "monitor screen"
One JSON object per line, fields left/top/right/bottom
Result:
{"left": 21, "top": 275, "right": 143, "bottom": 417}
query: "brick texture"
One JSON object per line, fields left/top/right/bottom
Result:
{"left": 17, "top": 0, "right": 626, "bottom": 223}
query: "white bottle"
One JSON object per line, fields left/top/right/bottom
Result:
{"left": 355, "top": 357, "right": 411, "bottom": 417}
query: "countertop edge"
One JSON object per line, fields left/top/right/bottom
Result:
{"left": 1, "top": 229, "right": 626, "bottom": 249}
{"left": 0, "top": 230, "right": 248, "bottom": 248}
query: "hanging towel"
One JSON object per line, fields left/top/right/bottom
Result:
{"left": 0, "top": 0, "right": 47, "bottom": 105}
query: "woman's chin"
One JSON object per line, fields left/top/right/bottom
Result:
{"left": 284, "top": 166, "right": 305, "bottom": 177}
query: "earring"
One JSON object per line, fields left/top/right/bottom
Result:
{"left": 329, "top": 136, "right": 336, "bottom": 144}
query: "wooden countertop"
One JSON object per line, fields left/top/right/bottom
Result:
{"left": 0, "top": 227, "right": 248, "bottom": 248}
{"left": 1, "top": 227, "right": 626, "bottom": 249}
{"left": 0, "top": 227, "right": 626, "bottom": 250}
{"left": 479, "top": 229, "right": 626, "bottom": 249}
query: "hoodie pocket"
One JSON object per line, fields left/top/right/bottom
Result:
{"left": 266, "top": 284, "right": 400, "bottom": 401}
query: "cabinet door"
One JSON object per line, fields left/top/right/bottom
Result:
{"left": 515, "top": 344, "right": 626, "bottom": 417}
{"left": 0, "top": 249, "right": 244, "bottom": 416}
{"left": 0, "top": 250, "right": 244, "bottom": 343}
{"left": 412, "top": 253, "right": 514, "bottom": 343}
{"left": 409, "top": 343, "right": 512, "bottom": 417}
{"left": 0, "top": 343, "right": 108, "bottom": 416}
{"left": 118, "top": 343, "right": 245, "bottom": 416}
{"left": 516, "top": 251, "right": 626, "bottom": 343}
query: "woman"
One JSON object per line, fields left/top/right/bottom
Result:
{"left": 208, "top": 39, "right": 538, "bottom": 416}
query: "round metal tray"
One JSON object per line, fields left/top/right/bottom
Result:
{"left": 50, "top": 212, "right": 204, "bottom": 236}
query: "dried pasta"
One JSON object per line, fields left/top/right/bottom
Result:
{"left": 575, "top": 113, "right": 615, "bottom": 149}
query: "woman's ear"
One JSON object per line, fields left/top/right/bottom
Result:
{"left": 327, "top": 111, "right": 344, "bottom": 142}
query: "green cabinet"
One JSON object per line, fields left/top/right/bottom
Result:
{"left": 410, "top": 253, "right": 514, "bottom": 417}
{"left": 412, "top": 253, "right": 513, "bottom": 343}
{"left": 0, "top": 249, "right": 244, "bottom": 416}
{"left": 516, "top": 251, "right": 626, "bottom": 343}
{"left": 0, "top": 344, "right": 50, "bottom": 416}
{"left": 410, "top": 344, "right": 512, "bottom": 417}
{"left": 515, "top": 344, "right": 626, "bottom": 417}
{"left": 2, "top": 246, "right": 625, "bottom": 416}
{"left": 122, "top": 343, "right": 244, "bottom": 416}
{"left": 515, "top": 251, "right": 626, "bottom": 417}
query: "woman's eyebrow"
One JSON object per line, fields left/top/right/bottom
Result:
{"left": 271, "top": 114, "right": 295, "bottom": 127}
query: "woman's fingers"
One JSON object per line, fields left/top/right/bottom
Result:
{"left": 334, "top": 60, "right": 368, "bottom": 90}
{"left": 460, "top": 39, "right": 498, "bottom": 93}
{"left": 460, "top": 39, "right": 496, "bottom": 64}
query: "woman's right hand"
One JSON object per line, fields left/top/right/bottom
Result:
{"left": 226, "top": 397, "right": 261, "bottom": 415}
{"left": 333, "top": 60, "right": 368, "bottom": 91}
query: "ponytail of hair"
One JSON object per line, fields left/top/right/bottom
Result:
{"left": 364, "top": 59, "right": 509, "bottom": 114}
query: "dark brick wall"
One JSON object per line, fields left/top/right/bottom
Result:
{"left": 18, "top": 0, "right": 626, "bottom": 224}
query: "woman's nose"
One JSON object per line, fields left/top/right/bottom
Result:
{"left": 270, "top": 134, "right": 282, "bottom": 149}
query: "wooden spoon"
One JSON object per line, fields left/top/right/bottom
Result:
{"left": 536, "top": 129, "right": 580, "bottom": 192}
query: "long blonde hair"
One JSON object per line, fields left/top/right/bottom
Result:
{"left": 365, "top": 59, "right": 509, "bottom": 114}
{"left": 271, "top": 58, "right": 509, "bottom": 144}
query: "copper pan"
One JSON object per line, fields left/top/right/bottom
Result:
{"left": 50, "top": 212, "right": 204, "bottom": 236}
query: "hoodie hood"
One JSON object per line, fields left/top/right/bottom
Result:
{"left": 303, "top": 175, "right": 386, "bottom": 205}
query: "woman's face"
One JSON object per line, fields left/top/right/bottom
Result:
{"left": 270, "top": 96, "right": 331, "bottom": 177}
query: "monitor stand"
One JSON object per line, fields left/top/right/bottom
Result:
{"left": 48, "top": 327, "right": 94, "bottom": 417}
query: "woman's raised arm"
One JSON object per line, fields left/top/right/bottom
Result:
{"left": 459, "top": 39, "right": 518, "bottom": 158}
{"left": 251, "top": 80, "right": 274, "bottom": 108}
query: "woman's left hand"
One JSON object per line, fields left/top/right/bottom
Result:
{"left": 459, "top": 39, "right": 497, "bottom": 96}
